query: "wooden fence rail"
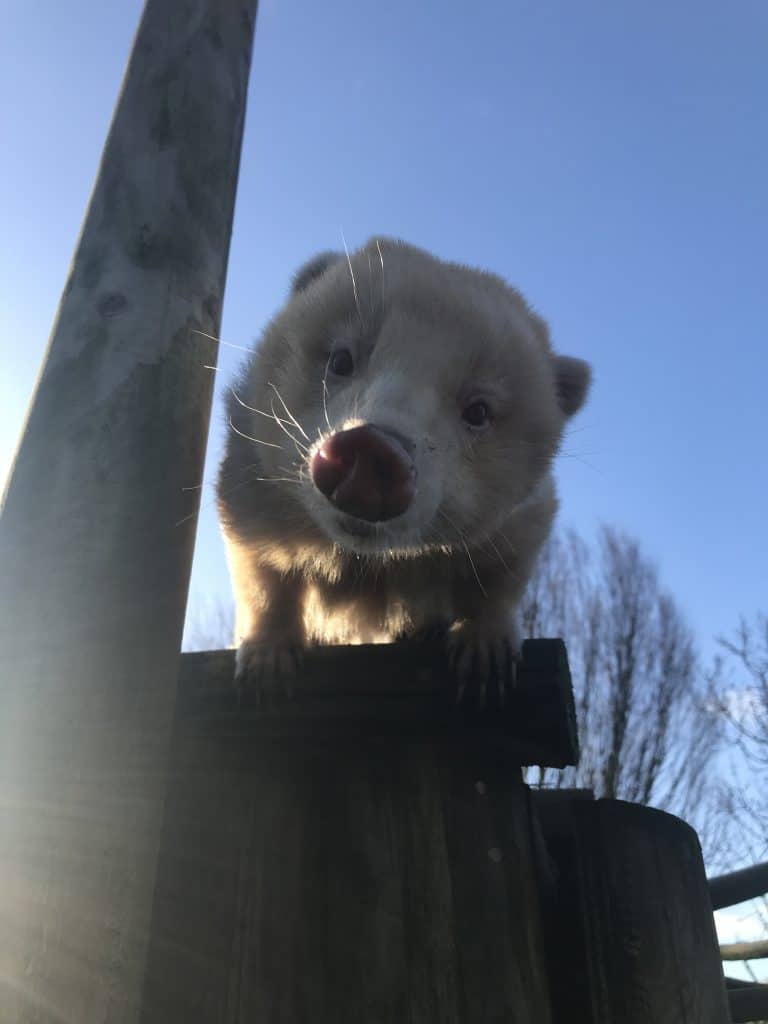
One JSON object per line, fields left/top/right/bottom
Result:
{"left": 710, "top": 862, "right": 768, "bottom": 911}
{"left": 720, "top": 940, "right": 768, "bottom": 962}
{"left": 706, "top": 860, "right": 768, "bottom": 1021}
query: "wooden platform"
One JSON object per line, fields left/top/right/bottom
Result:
{"left": 138, "top": 639, "right": 730, "bottom": 1023}
{"left": 174, "top": 637, "right": 578, "bottom": 765}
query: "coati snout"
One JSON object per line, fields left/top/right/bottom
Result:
{"left": 310, "top": 425, "right": 417, "bottom": 523}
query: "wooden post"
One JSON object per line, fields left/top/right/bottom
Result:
{"left": 534, "top": 793, "right": 732, "bottom": 1023}
{"left": 139, "top": 640, "right": 576, "bottom": 1022}
{"left": 174, "top": 637, "right": 579, "bottom": 766}
{"left": 0, "top": 2, "right": 257, "bottom": 1020}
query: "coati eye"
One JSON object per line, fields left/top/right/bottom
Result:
{"left": 462, "top": 400, "right": 490, "bottom": 428}
{"left": 329, "top": 348, "right": 354, "bottom": 376}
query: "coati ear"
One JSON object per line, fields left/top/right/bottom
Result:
{"left": 291, "top": 251, "right": 344, "bottom": 294}
{"left": 553, "top": 355, "right": 592, "bottom": 416}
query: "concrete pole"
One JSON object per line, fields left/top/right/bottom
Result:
{"left": 0, "top": 2, "right": 258, "bottom": 1020}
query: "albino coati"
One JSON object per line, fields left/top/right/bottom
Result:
{"left": 217, "top": 238, "right": 591, "bottom": 701}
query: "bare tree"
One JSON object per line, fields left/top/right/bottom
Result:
{"left": 522, "top": 526, "right": 722, "bottom": 849}
{"left": 715, "top": 616, "right": 768, "bottom": 790}
{"left": 710, "top": 615, "right": 768, "bottom": 865}
{"left": 182, "top": 596, "right": 235, "bottom": 652}
{"left": 707, "top": 615, "right": 768, "bottom": 993}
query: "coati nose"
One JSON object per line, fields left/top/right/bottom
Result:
{"left": 310, "top": 425, "right": 416, "bottom": 522}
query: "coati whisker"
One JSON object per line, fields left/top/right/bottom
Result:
{"left": 341, "top": 229, "right": 364, "bottom": 329}
{"left": 227, "top": 416, "right": 283, "bottom": 449}
{"left": 176, "top": 472, "right": 254, "bottom": 528}
{"left": 254, "top": 476, "right": 303, "bottom": 485}
{"left": 483, "top": 533, "right": 515, "bottom": 577}
{"left": 229, "top": 388, "right": 297, "bottom": 433}
{"left": 192, "top": 328, "right": 252, "bottom": 353}
{"left": 438, "top": 510, "right": 488, "bottom": 597}
{"left": 267, "top": 382, "right": 310, "bottom": 442}
{"left": 266, "top": 397, "right": 310, "bottom": 457}
{"left": 375, "top": 238, "right": 385, "bottom": 307}
{"left": 321, "top": 371, "right": 333, "bottom": 433}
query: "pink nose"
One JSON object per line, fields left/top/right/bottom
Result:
{"left": 310, "top": 426, "right": 416, "bottom": 522}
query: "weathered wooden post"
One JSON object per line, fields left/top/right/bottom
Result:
{"left": 534, "top": 792, "right": 732, "bottom": 1022}
{"left": 140, "top": 639, "right": 577, "bottom": 1023}
{"left": 0, "top": 2, "right": 258, "bottom": 1020}
{"left": 139, "top": 637, "right": 735, "bottom": 1023}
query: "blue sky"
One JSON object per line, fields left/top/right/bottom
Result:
{"left": 2, "top": 0, "right": 766, "bottom": 663}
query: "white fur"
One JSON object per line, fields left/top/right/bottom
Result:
{"left": 217, "top": 238, "right": 591, "bottom": 700}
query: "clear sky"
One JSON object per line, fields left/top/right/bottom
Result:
{"left": 2, "top": 0, "right": 766, "bottom": 662}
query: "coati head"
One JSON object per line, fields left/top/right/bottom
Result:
{"left": 225, "top": 238, "right": 590, "bottom": 559}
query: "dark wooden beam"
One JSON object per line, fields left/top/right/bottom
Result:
{"left": 709, "top": 861, "right": 768, "bottom": 910}
{"left": 729, "top": 985, "right": 768, "bottom": 1023}
{"left": 726, "top": 976, "right": 768, "bottom": 989}
{"left": 177, "top": 637, "right": 579, "bottom": 768}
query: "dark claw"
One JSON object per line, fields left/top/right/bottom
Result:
{"left": 449, "top": 636, "right": 520, "bottom": 709}
{"left": 233, "top": 641, "right": 304, "bottom": 705}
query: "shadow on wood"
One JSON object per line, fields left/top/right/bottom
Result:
{"left": 140, "top": 639, "right": 732, "bottom": 1023}
{"left": 534, "top": 792, "right": 732, "bottom": 1023}
{"left": 140, "top": 639, "right": 574, "bottom": 1023}
{"left": 177, "top": 637, "right": 578, "bottom": 767}
{"left": 728, "top": 984, "right": 768, "bottom": 1023}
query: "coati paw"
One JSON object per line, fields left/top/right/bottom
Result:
{"left": 446, "top": 618, "right": 521, "bottom": 707}
{"left": 396, "top": 621, "right": 451, "bottom": 646}
{"left": 234, "top": 636, "right": 305, "bottom": 703}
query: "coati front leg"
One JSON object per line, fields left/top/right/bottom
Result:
{"left": 446, "top": 495, "right": 556, "bottom": 705}
{"left": 226, "top": 542, "right": 306, "bottom": 701}
{"left": 447, "top": 580, "right": 524, "bottom": 706}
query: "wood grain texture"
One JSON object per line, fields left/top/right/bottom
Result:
{"left": 571, "top": 800, "right": 731, "bottom": 1023}
{"left": 531, "top": 789, "right": 597, "bottom": 1024}
{"left": 0, "top": 2, "right": 257, "bottom": 1020}
{"left": 533, "top": 792, "right": 733, "bottom": 1023}
{"left": 140, "top": 650, "right": 557, "bottom": 1022}
{"left": 728, "top": 985, "right": 768, "bottom": 1023}
{"left": 175, "top": 637, "right": 579, "bottom": 768}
